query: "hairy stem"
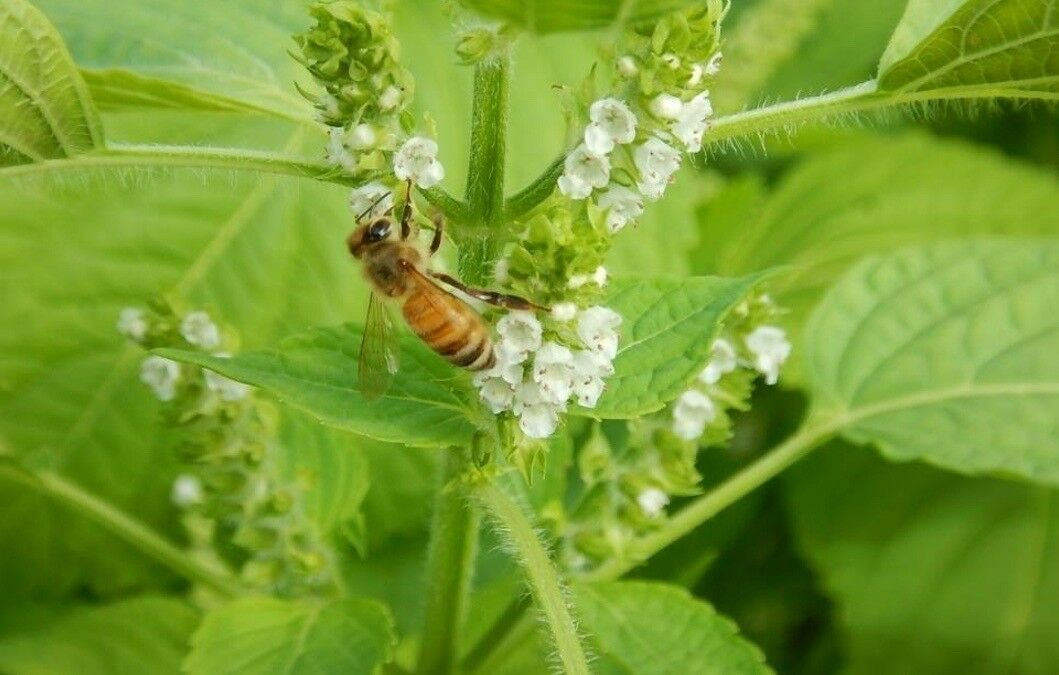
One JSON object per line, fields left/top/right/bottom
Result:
{"left": 0, "top": 465, "right": 242, "bottom": 597}
{"left": 416, "top": 448, "right": 480, "bottom": 675}
{"left": 475, "top": 480, "right": 591, "bottom": 675}
{"left": 503, "top": 153, "right": 565, "bottom": 221}
{"left": 458, "top": 50, "right": 511, "bottom": 285}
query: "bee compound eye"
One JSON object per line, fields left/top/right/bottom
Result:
{"left": 367, "top": 219, "right": 391, "bottom": 242}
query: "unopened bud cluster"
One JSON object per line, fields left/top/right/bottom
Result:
{"left": 119, "top": 302, "right": 337, "bottom": 597}
{"left": 558, "top": 4, "right": 726, "bottom": 229}
{"left": 557, "top": 292, "right": 791, "bottom": 573}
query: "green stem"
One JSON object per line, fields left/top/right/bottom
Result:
{"left": 416, "top": 448, "right": 480, "bottom": 675}
{"left": 582, "top": 420, "right": 835, "bottom": 582}
{"left": 476, "top": 480, "right": 591, "bottom": 675}
{"left": 458, "top": 50, "right": 511, "bottom": 285}
{"left": 461, "top": 595, "right": 532, "bottom": 673}
{"left": 502, "top": 153, "right": 565, "bottom": 221}
{"left": 0, "top": 466, "right": 243, "bottom": 597}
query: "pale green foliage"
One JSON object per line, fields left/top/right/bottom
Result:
{"left": 0, "top": 0, "right": 101, "bottom": 164}
{"left": 805, "top": 240, "right": 1059, "bottom": 484}
{"left": 0, "top": 597, "right": 197, "bottom": 675}
{"left": 457, "top": 0, "right": 705, "bottom": 33}
{"left": 158, "top": 326, "right": 481, "bottom": 448}
{"left": 788, "top": 444, "right": 1059, "bottom": 674}
{"left": 879, "top": 0, "right": 1059, "bottom": 99}
{"left": 585, "top": 275, "right": 767, "bottom": 418}
{"left": 574, "top": 581, "right": 772, "bottom": 674}
{"left": 185, "top": 597, "right": 395, "bottom": 675}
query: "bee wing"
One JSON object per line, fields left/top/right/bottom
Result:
{"left": 359, "top": 292, "right": 400, "bottom": 401}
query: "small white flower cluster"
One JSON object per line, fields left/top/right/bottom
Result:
{"left": 393, "top": 136, "right": 445, "bottom": 189}
{"left": 325, "top": 123, "right": 380, "bottom": 174}
{"left": 557, "top": 55, "right": 719, "bottom": 233}
{"left": 118, "top": 307, "right": 250, "bottom": 404}
{"left": 671, "top": 326, "right": 792, "bottom": 440}
{"left": 474, "top": 307, "right": 622, "bottom": 439}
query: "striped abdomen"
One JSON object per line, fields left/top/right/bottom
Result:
{"left": 402, "top": 286, "right": 496, "bottom": 370}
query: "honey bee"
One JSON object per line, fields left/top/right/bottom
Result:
{"left": 347, "top": 186, "right": 545, "bottom": 400}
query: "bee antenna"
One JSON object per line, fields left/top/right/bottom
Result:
{"left": 356, "top": 190, "right": 392, "bottom": 222}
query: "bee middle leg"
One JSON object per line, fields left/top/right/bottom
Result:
{"left": 430, "top": 272, "right": 548, "bottom": 311}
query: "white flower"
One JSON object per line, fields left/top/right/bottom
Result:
{"left": 558, "top": 144, "right": 611, "bottom": 199}
{"left": 617, "top": 55, "right": 638, "bottom": 78}
{"left": 349, "top": 123, "right": 377, "bottom": 149}
{"left": 378, "top": 85, "right": 402, "bottom": 111}
{"left": 671, "top": 91, "right": 713, "bottom": 152}
{"left": 572, "top": 350, "right": 613, "bottom": 408}
{"left": 596, "top": 185, "right": 644, "bottom": 233}
{"left": 180, "top": 311, "right": 221, "bottom": 350}
{"left": 171, "top": 474, "right": 203, "bottom": 507}
{"left": 584, "top": 98, "right": 638, "bottom": 155}
{"left": 116, "top": 307, "right": 148, "bottom": 342}
{"left": 551, "top": 302, "right": 578, "bottom": 322}
{"left": 592, "top": 265, "right": 608, "bottom": 286}
{"left": 533, "top": 341, "right": 576, "bottom": 405}
{"left": 687, "top": 63, "right": 704, "bottom": 87}
{"left": 348, "top": 182, "right": 393, "bottom": 219}
{"left": 478, "top": 377, "right": 515, "bottom": 413}
{"left": 493, "top": 258, "right": 510, "bottom": 284}
{"left": 704, "top": 52, "right": 723, "bottom": 76}
{"left": 577, "top": 306, "right": 622, "bottom": 359}
{"left": 205, "top": 369, "right": 251, "bottom": 401}
{"left": 513, "top": 382, "right": 560, "bottom": 439}
{"left": 394, "top": 136, "right": 445, "bottom": 189}
{"left": 318, "top": 93, "right": 341, "bottom": 120}
{"left": 497, "top": 311, "right": 543, "bottom": 354}
{"left": 140, "top": 356, "right": 181, "bottom": 401}
{"left": 699, "top": 338, "right": 737, "bottom": 385}
{"left": 635, "top": 137, "right": 682, "bottom": 200}
{"left": 672, "top": 389, "right": 716, "bottom": 440}
{"left": 477, "top": 341, "right": 526, "bottom": 386}
{"left": 637, "top": 488, "right": 669, "bottom": 517}
{"left": 745, "top": 325, "right": 791, "bottom": 385}
{"left": 648, "top": 93, "right": 683, "bottom": 120}
{"left": 326, "top": 126, "right": 357, "bottom": 173}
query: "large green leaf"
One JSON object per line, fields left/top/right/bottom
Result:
{"left": 805, "top": 239, "right": 1059, "bottom": 484}
{"left": 574, "top": 581, "right": 772, "bottom": 674}
{"left": 692, "top": 134, "right": 1059, "bottom": 376}
{"left": 584, "top": 274, "right": 766, "bottom": 419}
{"left": 787, "top": 442, "right": 1059, "bottom": 674}
{"left": 0, "top": 0, "right": 101, "bottom": 164}
{"left": 878, "top": 0, "right": 1059, "bottom": 100}
{"left": 0, "top": 596, "right": 197, "bottom": 675}
{"left": 458, "top": 0, "right": 700, "bottom": 33}
{"left": 185, "top": 597, "right": 395, "bottom": 675}
{"left": 157, "top": 325, "right": 480, "bottom": 448}
{"left": 34, "top": 0, "right": 314, "bottom": 122}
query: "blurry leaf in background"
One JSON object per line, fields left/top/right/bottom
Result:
{"left": 582, "top": 274, "right": 766, "bottom": 418}
{"left": 33, "top": 0, "right": 315, "bottom": 122}
{"left": 879, "top": 0, "right": 1059, "bottom": 100}
{"left": 788, "top": 442, "right": 1059, "bottom": 674}
{"left": 0, "top": 596, "right": 197, "bottom": 675}
{"left": 158, "top": 325, "right": 480, "bottom": 448}
{"left": 0, "top": 0, "right": 102, "bottom": 164}
{"left": 692, "top": 134, "right": 1059, "bottom": 378}
{"left": 804, "top": 239, "right": 1059, "bottom": 484}
{"left": 458, "top": 0, "right": 701, "bottom": 33}
{"left": 575, "top": 581, "right": 773, "bottom": 674}
{"left": 185, "top": 597, "right": 395, "bottom": 675}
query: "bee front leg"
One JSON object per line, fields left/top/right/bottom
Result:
{"left": 430, "top": 272, "right": 548, "bottom": 312}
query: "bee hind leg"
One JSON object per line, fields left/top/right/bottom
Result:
{"left": 430, "top": 272, "right": 548, "bottom": 312}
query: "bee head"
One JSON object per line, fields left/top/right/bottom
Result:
{"left": 347, "top": 218, "right": 393, "bottom": 258}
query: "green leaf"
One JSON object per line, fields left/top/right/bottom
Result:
{"left": 787, "top": 442, "right": 1059, "bottom": 674}
{"left": 458, "top": 0, "right": 701, "bottom": 33}
{"left": 878, "top": 0, "right": 1059, "bottom": 100}
{"left": 34, "top": 0, "right": 314, "bottom": 123}
{"left": 157, "top": 324, "right": 480, "bottom": 449}
{"left": 805, "top": 239, "right": 1059, "bottom": 484}
{"left": 574, "top": 581, "right": 773, "bottom": 674}
{"left": 82, "top": 68, "right": 290, "bottom": 117}
{"left": 693, "top": 134, "right": 1059, "bottom": 376}
{"left": 185, "top": 597, "right": 395, "bottom": 675}
{"left": 583, "top": 274, "right": 765, "bottom": 419}
{"left": 0, "top": 0, "right": 102, "bottom": 164}
{"left": 0, "top": 596, "right": 197, "bottom": 675}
